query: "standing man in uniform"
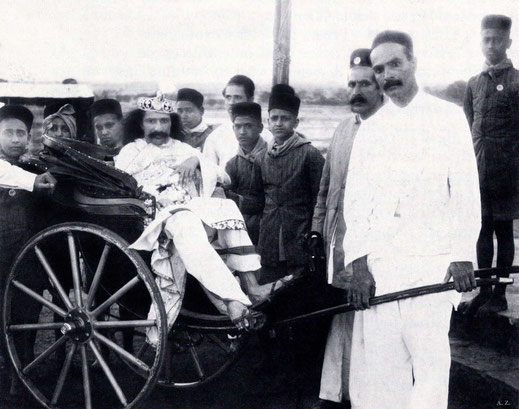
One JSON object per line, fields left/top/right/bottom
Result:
{"left": 344, "top": 31, "right": 481, "bottom": 409}
{"left": 312, "top": 48, "right": 384, "bottom": 409}
{"left": 461, "top": 15, "right": 519, "bottom": 315}
{"left": 176, "top": 88, "right": 215, "bottom": 152}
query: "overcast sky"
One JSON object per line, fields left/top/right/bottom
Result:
{"left": 0, "top": 0, "right": 517, "bottom": 88}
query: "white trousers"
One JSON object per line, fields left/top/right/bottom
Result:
{"left": 164, "top": 211, "right": 254, "bottom": 306}
{"left": 319, "top": 311, "right": 354, "bottom": 402}
{"left": 145, "top": 211, "right": 259, "bottom": 345}
{"left": 349, "top": 255, "right": 454, "bottom": 409}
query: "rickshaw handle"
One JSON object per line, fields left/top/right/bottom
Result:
{"left": 273, "top": 270, "right": 515, "bottom": 327}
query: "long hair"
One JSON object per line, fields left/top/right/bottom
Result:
{"left": 123, "top": 109, "right": 185, "bottom": 145}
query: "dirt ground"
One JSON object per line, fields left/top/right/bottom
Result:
{"left": 0, "top": 330, "right": 508, "bottom": 409}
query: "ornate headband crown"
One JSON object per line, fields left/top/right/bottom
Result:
{"left": 137, "top": 92, "right": 175, "bottom": 113}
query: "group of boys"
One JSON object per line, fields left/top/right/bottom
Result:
{"left": 0, "top": 13, "right": 517, "bottom": 409}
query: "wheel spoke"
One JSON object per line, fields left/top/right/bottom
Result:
{"left": 135, "top": 340, "right": 149, "bottom": 360}
{"left": 207, "top": 334, "right": 233, "bottom": 354}
{"left": 80, "top": 345, "right": 92, "bottom": 409}
{"left": 186, "top": 332, "right": 205, "bottom": 379}
{"left": 51, "top": 343, "right": 77, "bottom": 405}
{"left": 34, "top": 246, "right": 73, "bottom": 311}
{"left": 67, "top": 233, "right": 83, "bottom": 308}
{"left": 86, "top": 243, "right": 111, "bottom": 310}
{"left": 93, "top": 331, "right": 150, "bottom": 373}
{"left": 12, "top": 280, "right": 66, "bottom": 317}
{"left": 9, "top": 322, "right": 64, "bottom": 331}
{"left": 94, "top": 320, "right": 155, "bottom": 329}
{"left": 90, "top": 276, "right": 140, "bottom": 317}
{"left": 88, "top": 340, "right": 128, "bottom": 406}
{"left": 23, "top": 335, "right": 67, "bottom": 374}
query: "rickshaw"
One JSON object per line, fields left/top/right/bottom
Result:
{"left": 2, "top": 135, "right": 513, "bottom": 409}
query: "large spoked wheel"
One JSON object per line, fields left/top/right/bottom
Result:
{"left": 118, "top": 276, "right": 251, "bottom": 389}
{"left": 3, "top": 222, "right": 168, "bottom": 409}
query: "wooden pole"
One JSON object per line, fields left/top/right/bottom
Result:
{"left": 272, "top": 0, "right": 292, "bottom": 85}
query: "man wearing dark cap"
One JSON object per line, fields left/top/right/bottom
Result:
{"left": 0, "top": 104, "right": 56, "bottom": 372}
{"left": 89, "top": 98, "right": 124, "bottom": 151}
{"left": 341, "top": 32, "right": 481, "bottom": 409}
{"left": 461, "top": 15, "right": 519, "bottom": 316}
{"left": 176, "top": 88, "right": 215, "bottom": 151}
{"left": 312, "top": 48, "right": 384, "bottom": 409}
{"left": 253, "top": 85, "right": 324, "bottom": 282}
{"left": 204, "top": 75, "right": 269, "bottom": 172}
{"left": 225, "top": 102, "right": 267, "bottom": 246}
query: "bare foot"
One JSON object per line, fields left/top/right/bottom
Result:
{"left": 458, "top": 291, "right": 492, "bottom": 316}
{"left": 226, "top": 301, "right": 250, "bottom": 330}
{"left": 475, "top": 293, "right": 508, "bottom": 317}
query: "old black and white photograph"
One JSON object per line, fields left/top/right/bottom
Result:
{"left": 0, "top": 1, "right": 517, "bottom": 408}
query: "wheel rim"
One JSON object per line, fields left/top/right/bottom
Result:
{"left": 159, "top": 327, "right": 247, "bottom": 388}
{"left": 3, "top": 222, "right": 167, "bottom": 409}
{"left": 115, "top": 322, "right": 248, "bottom": 389}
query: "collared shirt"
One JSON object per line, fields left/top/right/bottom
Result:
{"left": 271, "top": 131, "right": 296, "bottom": 151}
{"left": 186, "top": 121, "right": 209, "bottom": 135}
{"left": 0, "top": 159, "right": 36, "bottom": 191}
{"left": 343, "top": 90, "right": 481, "bottom": 287}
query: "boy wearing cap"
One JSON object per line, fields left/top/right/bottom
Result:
{"left": 253, "top": 85, "right": 324, "bottom": 281}
{"left": 176, "top": 88, "right": 215, "bottom": 151}
{"left": 462, "top": 14, "right": 519, "bottom": 316}
{"left": 0, "top": 105, "right": 56, "bottom": 371}
{"left": 225, "top": 102, "right": 267, "bottom": 245}
{"left": 0, "top": 104, "right": 56, "bottom": 268}
{"left": 89, "top": 98, "right": 124, "bottom": 151}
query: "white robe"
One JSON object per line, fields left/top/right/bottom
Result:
{"left": 115, "top": 138, "right": 260, "bottom": 344}
{"left": 343, "top": 90, "right": 481, "bottom": 409}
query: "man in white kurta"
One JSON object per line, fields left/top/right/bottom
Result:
{"left": 343, "top": 31, "right": 481, "bottom": 409}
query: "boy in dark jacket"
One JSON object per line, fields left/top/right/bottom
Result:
{"left": 253, "top": 86, "right": 325, "bottom": 283}
{"left": 462, "top": 14, "right": 519, "bottom": 315}
{"left": 225, "top": 102, "right": 267, "bottom": 245}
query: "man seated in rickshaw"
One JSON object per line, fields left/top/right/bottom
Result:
{"left": 115, "top": 93, "right": 290, "bottom": 342}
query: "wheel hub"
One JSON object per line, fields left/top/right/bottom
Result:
{"left": 60, "top": 309, "right": 93, "bottom": 343}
